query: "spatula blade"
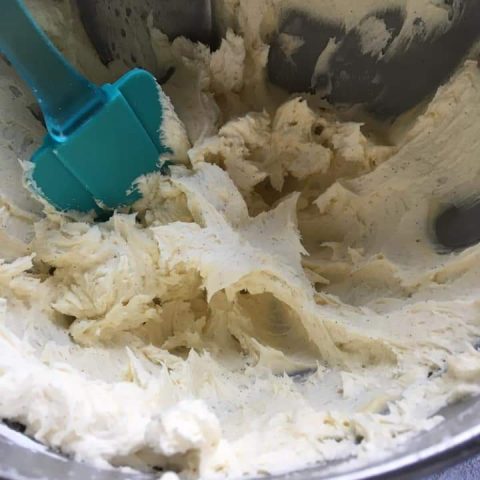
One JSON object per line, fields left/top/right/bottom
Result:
{"left": 30, "top": 69, "right": 169, "bottom": 212}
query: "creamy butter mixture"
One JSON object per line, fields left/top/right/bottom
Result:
{"left": 1, "top": 1, "right": 480, "bottom": 479}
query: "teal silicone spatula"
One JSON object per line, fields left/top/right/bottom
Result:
{"left": 0, "top": 0, "right": 172, "bottom": 213}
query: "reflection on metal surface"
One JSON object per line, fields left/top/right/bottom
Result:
{"left": 268, "top": 1, "right": 480, "bottom": 117}
{"left": 76, "top": 0, "right": 213, "bottom": 81}
{"left": 436, "top": 202, "right": 480, "bottom": 252}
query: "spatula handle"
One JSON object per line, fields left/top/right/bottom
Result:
{"left": 0, "top": 0, "right": 106, "bottom": 142}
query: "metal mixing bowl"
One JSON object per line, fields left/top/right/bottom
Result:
{"left": 2, "top": 395, "right": 480, "bottom": 479}
{"left": 1, "top": 1, "right": 480, "bottom": 478}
